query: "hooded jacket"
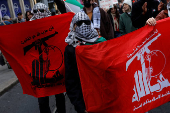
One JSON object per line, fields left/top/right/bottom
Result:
{"left": 83, "top": 3, "right": 114, "bottom": 40}
{"left": 119, "top": 12, "right": 137, "bottom": 35}
{"left": 131, "top": 0, "right": 160, "bottom": 28}
{"left": 123, "top": 0, "right": 132, "bottom": 8}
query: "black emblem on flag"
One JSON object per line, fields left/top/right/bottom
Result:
{"left": 23, "top": 31, "right": 64, "bottom": 88}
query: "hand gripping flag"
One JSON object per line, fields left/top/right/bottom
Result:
{"left": 76, "top": 18, "right": 170, "bottom": 112}
{"left": 0, "top": 12, "right": 74, "bottom": 98}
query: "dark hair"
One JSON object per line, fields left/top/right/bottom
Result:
{"left": 12, "top": 18, "right": 18, "bottom": 24}
{"left": 107, "top": 4, "right": 120, "bottom": 22}
{"left": 25, "top": 11, "right": 33, "bottom": 21}
{"left": 17, "top": 12, "right": 22, "bottom": 16}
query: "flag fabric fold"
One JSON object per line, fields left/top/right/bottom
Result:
{"left": 76, "top": 18, "right": 170, "bottom": 112}
{"left": 65, "top": 0, "right": 83, "bottom": 13}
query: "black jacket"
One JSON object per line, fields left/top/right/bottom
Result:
{"left": 108, "top": 13, "right": 114, "bottom": 33}
{"left": 131, "top": 0, "right": 159, "bottom": 28}
{"left": 64, "top": 45, "right": 86, "bottom": 113}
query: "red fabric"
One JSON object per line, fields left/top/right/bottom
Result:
{"left": 0, "top": 12, "right": 74, "bottom": 98}
{"left": 76, "top": 17, "right": 170, "bottom": 112}
{"left": 114, "top": 16, "right": 119, "bottom": 31}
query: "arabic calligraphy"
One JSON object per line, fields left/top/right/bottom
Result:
{"left": 21, "top": 26, "right": 54, "bottom": 44}
{"left": 133, "top": 91, "right": 170, "bottom": 111}
{"left": 127, "top": 29, "right": 158, "bottom": 58}
{"left": 126, "top": 29, "right": 170, "bottom": 106}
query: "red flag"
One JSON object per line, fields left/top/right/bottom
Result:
{"left": 76, "top": 18, "right": 170, "bottom": 112}
{"left": 0, "top": 12, "right": 74, "bottom": 98}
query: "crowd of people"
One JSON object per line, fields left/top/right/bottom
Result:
{"left": 0, "top": 0, "right": 170, "bottom": 113}
{"left": 63, "top": 0, "right": 170, "bottom": 113}
{"left": 0, "top": 9, "right": 60, "bottom": 26}
{"left": 0, "top": 11, "right": 32, "bottom": 26}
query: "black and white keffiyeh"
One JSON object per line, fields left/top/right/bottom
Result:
{"left": 81, "top": 7, "right": 100, "bottom": 29}
{"left": 92, "top": 7, "right": 100, "bottom": 29}
{"left": 65, "top": 12, "right": 98, "bottom": 47}
{"left": 30, "top": 3, "right": 51, "bottom": 21}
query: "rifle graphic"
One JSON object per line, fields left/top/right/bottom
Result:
{"left": 24, "top": 31, "right": 58, "bottom": 55}
{"left": 126, "top": 33, "right": 161, "bottom": 71}
{"left": 127, "top": 34, "right": 161, "bottom": 101}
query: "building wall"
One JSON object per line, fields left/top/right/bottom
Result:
{"left": 0, "top": 0, "right": 34, "bottom": 18}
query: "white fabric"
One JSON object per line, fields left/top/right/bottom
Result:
{"left": 65, "top": 2, "right": 81, "bottom": 13}
{"left": 30, "top": 3, "right": 51, "bottom": 21}
{"left": 123, "top": 0, "right": 132, "bottom": 8}
{"left": 128, "top": 12, "right": 131, "bottom": 15}
{"left": 65, "top": 12, "right": 98, "bottom": 47}
{"left": 111, "top": 13, "right": 119, "bottom": 31}
{"left": 167, "top": 2, "right": 170, "bottom": 17}
{"left": 65, "top": 32, "right": 80, "bottom": 47}
{"left": 93, "top": 7, "right": 100, "bottom": 29}
{"left": 81, "top": 6, "right": 101, "bottom": 29}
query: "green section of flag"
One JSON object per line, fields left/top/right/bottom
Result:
{"left": 65, "top": 0, "right": 83, "bottom": 9}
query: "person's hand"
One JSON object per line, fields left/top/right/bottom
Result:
{"left": 146, "top": 17, "right": 156, "bottom": 26}
{"left": 158, "top": 1, "right": 164, "bottom": 12}
{"left": 142, "top": 2, "right": 147, "bottom": 15}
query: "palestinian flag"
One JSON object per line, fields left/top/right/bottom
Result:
{"left": 64, "top": 0, "right": 83, "bottom": 13}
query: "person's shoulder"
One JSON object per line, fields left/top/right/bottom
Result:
{"left": 96, "top": 6, "right": 104, "bottom": 13}
{"left": 98, "top": 37, "right": 107, "bottom": 42}
{"left": 0, "top": 23, "right": 4, "bottom": 26}
{"left": 120, "top": 13, "right": 128, "bottom": 18}
{"left": 98, "top": 7, "right": 107, "bottom": 15}
{"left": 21, "top": 19, "right": 26, "bottom": 22}
{"left": 4, "top": 21, "right": 11, "bottom": 25}
{"left": 121, "top": 13, "right": 126, "bottom": 16}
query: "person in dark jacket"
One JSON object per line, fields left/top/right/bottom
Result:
{"left": 30, "top": 3, "right": 66, "bottom": 113}
{"left": 119, "top": 0, "right": 137, "bottom": 35}
{"left": 54, "top": 0, "right": 114, "bottom": 39}
{"left": 146, "top": 0, "right": 170, "bottom": 26}
{"left": 118, "top": 1, "right": 124, "bottom": 14}
{"left": 0, "top": 16, "right": 12, "bottom": 26}
{"left": 131, "top": 0, "right": 161, "bottom": 28}
{"left": 65, "top": 12, "right": 106, "bottom": 113}
{"left": 81, "top": 0, "right": 114, "bottom": 40}
{"left": 17, "top": 12, "right": 25, "bottom": 23}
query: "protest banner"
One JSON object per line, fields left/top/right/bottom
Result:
{"left": 99, "top": 0, "right": 118, "bottom": 10}
{"left": 0, "top": 12, "right": 74, "bottom": 98}
{"left": 76, "top": 18, "right": 170, "bottom": 112}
